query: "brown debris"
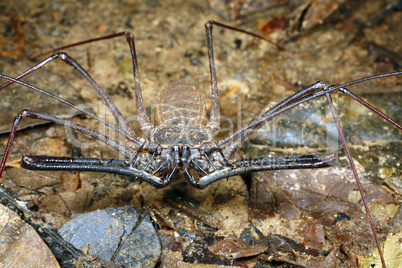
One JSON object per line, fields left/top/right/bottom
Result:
{"left": 207, "top": 235, "right": 267, "bottom": 260}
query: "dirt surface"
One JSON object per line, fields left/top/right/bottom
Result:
{"left": 0, "top": 0, "right": 401, "bottom": 267}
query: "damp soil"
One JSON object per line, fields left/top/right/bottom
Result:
{"left": 0, "top": 0, "right": 401, "bottom": 267}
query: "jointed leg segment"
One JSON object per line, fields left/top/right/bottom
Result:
{"left": 0, "top": 109, "right": 135, "bottom": 179}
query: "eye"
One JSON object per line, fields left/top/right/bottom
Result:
{"left": 184, "top": 126, "right": 212, "bottom": 146}
{"left": 152, "top": 125, "right": 181, "bottom": 146}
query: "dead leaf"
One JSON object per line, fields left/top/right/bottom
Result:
{"left": 302, "top": 222, "right": 325, "bottom": 251}
{"left": 208, "top": 235, "right": 267, "bottom": 260}
{"left": 0, "top": 204, "right": 60, "bottom": 267}
{"left": 359, "top": 232, "right": 402, "bottom": 268}
{"left": 249, "top": 167, "right": 401, "bottom": 264}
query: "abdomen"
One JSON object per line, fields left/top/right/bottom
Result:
{"left": 156, "top": 81, "right": 206, "bottom": 126}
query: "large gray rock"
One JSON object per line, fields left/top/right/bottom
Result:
{"left": 58, "top": 206, "right": 160, "bottom": 267}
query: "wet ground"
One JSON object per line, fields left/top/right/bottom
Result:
{"left": 0, "top": 0, "right": 401, "bottom": 267}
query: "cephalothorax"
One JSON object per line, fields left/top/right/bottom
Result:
{"left": 0, "top": 21, "right": 400, "bottom": 267}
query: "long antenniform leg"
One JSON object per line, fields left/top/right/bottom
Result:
{"left": 29, "top": 31, "right": 154, "bottom": 137}
{"left": 0, "top": 52, "right": 138, "bottom": 141}
{"left": 0, "top": 109, "right": 136, "bottom": 179}
{"left": 0, "top": 31, "right": 156, "bottom": 148}
{"left": 325, "top": 90, "right": 387, "bottom": 267}
{"left": 203, "top": 21, "right": 402, "bottom": 268}
{"left": 204, "top": 20, "right": 283, "bottom": 135}
{"left": 0, "top": 73, "right": 133, "bottom": 140}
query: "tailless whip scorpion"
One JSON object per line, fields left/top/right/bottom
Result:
{"left": 0, "top": 21, "right": 401, "bottom": 267}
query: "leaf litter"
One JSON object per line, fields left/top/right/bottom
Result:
{"left": 0, "top": 0, "right": 401, "bottom": 266}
